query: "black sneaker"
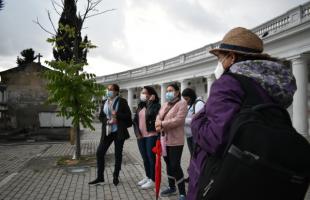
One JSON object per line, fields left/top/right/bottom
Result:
{"left": 113, "top": 177, "right": 119, "bottom": 186}
{"left": 88, "top": 178, "right": 104, "bottom": 185}
{"left": 160, "top": 187, "right": 177, "bottom": 197}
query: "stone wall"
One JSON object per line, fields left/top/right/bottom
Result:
{"left": 0, "top": 63, "right": 57, "bottom": 130}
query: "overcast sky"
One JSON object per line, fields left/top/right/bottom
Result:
{"left": 0, "top": 0, "right": 309, "bottom": 76}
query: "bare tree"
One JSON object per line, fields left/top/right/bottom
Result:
{"left": 34, "top": 0, "right": 115, "bottom": 37}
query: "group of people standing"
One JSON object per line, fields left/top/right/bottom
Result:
{"left": 88, "top": 27, "right": 297, "bottom": 200}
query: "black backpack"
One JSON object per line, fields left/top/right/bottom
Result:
{"left": 196, "top": 73, "right": 310, "bottom": 200}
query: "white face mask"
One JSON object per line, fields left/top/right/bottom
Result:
{"left": 214, "top": 56, "right": 228, "bottom": 79}
{"left": 214, "top": 61, "right": 225, "bottom": 79}
{"left": 140, "top": 94, "right": 147, "bottom": 102}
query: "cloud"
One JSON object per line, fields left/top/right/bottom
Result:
{"left": 0, "top": 0, "right": 49, "bottom": 56}
{"left": 158, "top": 0, "right": 228, "bottom": 34}
{"left": 85, "top": 56, "right": 132, "bottom": 76}
{"left": 122, "top": 0, "right": 220, "bottom": 66}
{"left": 0, "top": 0, "right": 309, "bottom": 75}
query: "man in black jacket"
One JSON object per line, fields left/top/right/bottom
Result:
{"left": 89, "top": 84, "right": 132, "bottom": 186}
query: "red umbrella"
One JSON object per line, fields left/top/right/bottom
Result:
{"left": 152, "top": 138, "right": 162, "bottom": 200}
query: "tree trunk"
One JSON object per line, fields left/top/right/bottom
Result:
{"left": 75, "top": 122, "right": 81, "bottom": 159}
{"left": 73, "top": 23, "right": 82, "bottom": 160}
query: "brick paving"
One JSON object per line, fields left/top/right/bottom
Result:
{"left": 0, "top": 123, "right": 190, "bottom": 200}
{"left": 0, "top": 123, "right": 309, "bottom": 200}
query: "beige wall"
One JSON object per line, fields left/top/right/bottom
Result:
{"left": 0, "top": 63, "right": 56, "bottom": 130}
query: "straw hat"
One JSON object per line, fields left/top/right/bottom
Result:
{"left": 210, "top": 27, "right": 270, "bottom": 58}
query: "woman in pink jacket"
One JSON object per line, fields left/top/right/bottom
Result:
{"left": 155, "top": 83, "right": 188, "bottom": 200}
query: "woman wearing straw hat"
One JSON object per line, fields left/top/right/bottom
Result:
{"left": 187, "top": 27, "right": 297, "bottom": 200}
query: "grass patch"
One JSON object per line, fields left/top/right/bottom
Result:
{"left": 57, "top": 155, "right": 96, "bottom": 167}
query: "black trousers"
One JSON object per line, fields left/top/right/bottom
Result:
{"left": 164, "top": 145, "right": 186, "bottom": 195}
{"left": 96, "top": 132, "right": 125, "bottom": 180}
{"left": 187, "top": 136, "right": 195, "bottom": 157}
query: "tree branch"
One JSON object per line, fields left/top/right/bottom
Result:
{"left": 52, "top": 0, "right": 63, "bottom": 10}
{"left": 81, "top": 0, "right": 91, "bottom": 25}
{"left": 51, "top": 0, "right": 61, "bottom": 16}
{"left": 84, "top": 9, "right": 115, "bottom": 19}
{"left": 79, "top": 0, "right": 115, "bottom": 25}
{"left": 89, "top": 0, "right": 103, "bottom": 10}
{"left": 33, "top": 17, "right": 56, "bottom": 36}
{"left": 47, "top": 10, "right": 58, "bottom": 33}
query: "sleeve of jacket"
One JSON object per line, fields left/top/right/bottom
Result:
{"left": 99, "top": 100, "right": 107, "bottom": 124}
{"left": 133, "top": 109, "right": 142, "bottom": 137}
{"left": 148, "top": 103, "right": 161, "bottom": 118}
{"left": 117, "top": 98, "right": 132, "bottom": 122}
{"left": 162, "top": 100, "right": 187, "bottom": 130}
{"left": 191, "top": 75, "right": 244, "bottom": 155}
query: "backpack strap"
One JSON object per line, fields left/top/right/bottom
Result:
{"left": 219, "top": 72, "right": 266, "bottom": 157}
{"left": 222, "top": 73, "right": 292, "bottom": 157}
{"left": 193, "top": 99, "right": 205, "bottom": 114}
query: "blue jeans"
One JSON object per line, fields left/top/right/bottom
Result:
{"left": 137, "top": 135, "right": 157, "bottom": 181}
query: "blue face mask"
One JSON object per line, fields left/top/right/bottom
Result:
{"left": 165, "top": 92, "right": 175, "bottom": 102}
{"left": 107, "top": 91, "right": 114, "bottom": 98}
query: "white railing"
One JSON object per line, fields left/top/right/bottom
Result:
{"left": 131, "top": 68, "right": 146, "bottom": 77}
{"left": 146, "top": 62, "right": 163, "bottom": 73}
{"left": 185, "top": 47, "right": 207, "bottom": 62}
{"left": 96, "top": 1, "right": 310, "bottom": 84}
{"left": 303, "top": 4, "right": 310, "bottom": 17}
{"left": 164, "top": 56, "right": 181, "bottom": 69}
{"left": 254, "top": 16, "right": 290, "bottom": 37}
{"left": 117, "top": 72, "right": 130, "bottom": 80}
{"left": 253, "top": 1, "right": 310, "bottom": 37}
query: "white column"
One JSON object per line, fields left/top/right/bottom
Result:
{"left": 207, "top": 74, "right": 215, "bottom": 98}
{"left": 179, "top": 79, "right": 188, "bottom": 93}
{"left": 160, "top": 83, "right": 167, "bottom": 106}
{"left": 127, "top": 87, "right": 134, "bottom": 113}
{"left": 292, "top": 56, "right": 308, "bottom": 137}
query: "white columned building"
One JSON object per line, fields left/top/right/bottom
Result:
{"left": 97, "top": 2, "right": 310, "bottom": 136}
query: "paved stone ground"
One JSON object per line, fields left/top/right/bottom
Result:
{"left": 0, "top": 123, "right": 190, "bottom": 200}
{"left": 0, "top": 123, "right": 309, "bottom": 200}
